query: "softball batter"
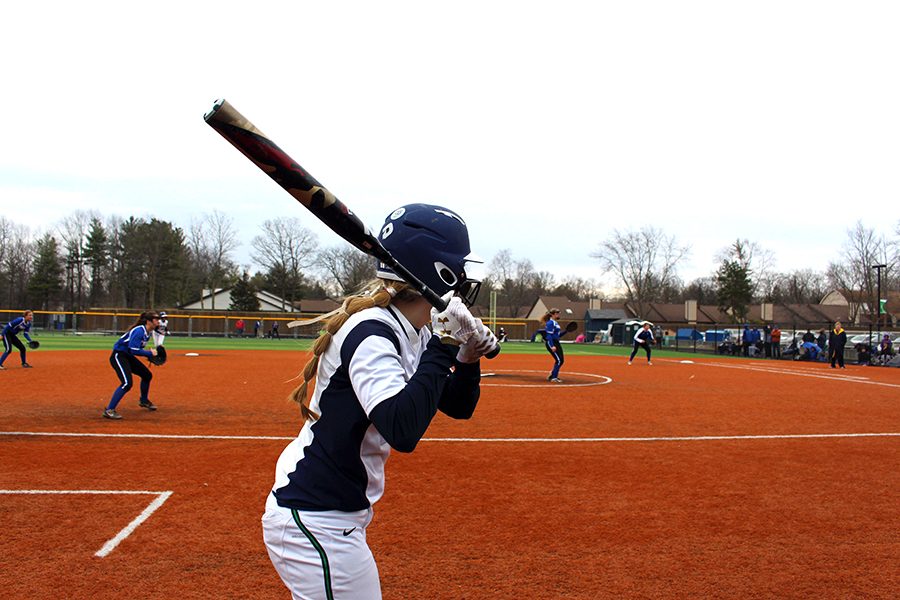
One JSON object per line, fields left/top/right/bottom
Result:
{"left": 103, "top": 311, "right": 160, "bottom": 419}
{"left": 0, "top": 309, "right": 36, "bottom": 369}
{"left": 262, "top": 204, "right": 496, "bottom": 599}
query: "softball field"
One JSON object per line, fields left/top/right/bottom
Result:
{"left": 1, "top": 346, "right": 897, "bottom": 599}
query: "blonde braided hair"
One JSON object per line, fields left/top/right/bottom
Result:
{"left": 289, "top": 279, "right": 418, "bottom": 421}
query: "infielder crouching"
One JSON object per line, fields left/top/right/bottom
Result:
{"left": 628, "top": 322, "right": 655, "bottom": 365}
{"left": 103, "top": 311, "right": 161, "bottom": 420}
{"left": 0, "top": 309, "right": 36, "bottom": 369}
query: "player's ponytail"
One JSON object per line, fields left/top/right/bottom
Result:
{"left": 289, "top": 279, "right": 416, "bottom": 421}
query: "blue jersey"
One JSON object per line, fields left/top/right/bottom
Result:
{"left": 113, "top": 325, "right": 153, "bottom": 358}
{"left": 2, "top": 317, "right": 33, "bottom": 342}
{"left": 544, "top": 318, "right": 561, "bottom": 346}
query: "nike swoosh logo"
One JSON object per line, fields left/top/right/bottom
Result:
{"left": 342, "top": 528, "right": 356, "bottom": 536}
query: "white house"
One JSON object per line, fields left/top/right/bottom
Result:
{"left": 180, "top": 288, "right": 300, "bottom": 312}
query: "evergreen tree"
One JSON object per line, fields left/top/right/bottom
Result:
{"left": 229, "top": 272, "right": 260, "bottom": 311}
{"left": 82, "top": 218, "right": 109, "bottom": 307}
{"left": 27, "top": 234, "right": 64, "bottom": 310}
{"left": 716, "top": 260, "right": 753, "bottom": 323}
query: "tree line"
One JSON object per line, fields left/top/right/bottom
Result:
{"left": 0, "top": 211, "right": 897, "bottom": 325}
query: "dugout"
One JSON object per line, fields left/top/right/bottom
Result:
{"left": 676, "top": 328, "right": 703, "bottom": 341}
{"left": 704, "top": 329, "right": 730, "bottom": 343}
{"left": 585, "top": 308, "right": 628, "bottom": 343}
{"left": 612, "top": 319, "right": 647, "bottom": 345}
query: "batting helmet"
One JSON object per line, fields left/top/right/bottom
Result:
{"left": 376, "top": 204, "right": 483, "bottom": 306}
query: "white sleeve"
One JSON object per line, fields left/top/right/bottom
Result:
{"left": 633, "top": 330, "right": 642, "bottom": 342}
{"left": 348, "top": 334, "right": 409, "bottom": 417}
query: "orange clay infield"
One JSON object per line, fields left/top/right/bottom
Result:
{"left": 1, "top": 349, "right": 898, "bottom": 599}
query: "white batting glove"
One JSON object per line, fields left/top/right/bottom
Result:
{"left": 456, "top": 320, "right": 499, "bottom": 363}
{"left": 431, "top": 296, "right": 479, "bottom": 346}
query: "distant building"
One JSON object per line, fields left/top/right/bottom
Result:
{"left": 181, "top": 288, "right": 300, "bottom": 312}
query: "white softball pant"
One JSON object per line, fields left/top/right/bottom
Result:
{"left": 262, "top": 493, "right": 380, "bottom": 600}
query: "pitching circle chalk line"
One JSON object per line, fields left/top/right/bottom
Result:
{"left": 479, "top": 369, "right": 612, "bottom": 388}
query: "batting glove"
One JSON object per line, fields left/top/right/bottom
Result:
{"left": 456, "top": 320, "right": 499, "bottom": 363}
{"left": 431, "top": 296, "right": 479, "bottom": 346}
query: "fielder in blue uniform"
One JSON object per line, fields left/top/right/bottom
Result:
{"left": 1, "top": 310, "right": 35, "bottom": 369}
{"left": 628, "top": 322, "right": 655, "bottom": 365}
{"left": 103, "top": 311, "right": 160, "bottom": 419}
{"left": 541, "top": 308, "right": 565, "bottom": 382}
{"left": 262, "top": 204, "right": 497, "bottom": 600}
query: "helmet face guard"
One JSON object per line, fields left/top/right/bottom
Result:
{"left": 376, "top": 204, "right": 483, "bottom": 306}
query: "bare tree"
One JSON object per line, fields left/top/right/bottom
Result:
{"left": 0, "top": 218, "right": 33, "bottom": 307}
{"left": 715, "top": 239, "right": 777, "bottom": 301}
{"left": 770, "top": 269, "right": 827, "bottom": 304}
{"left": 188, "top": 210, "right": 240, "bottom": 309}
{"left": 252, "top": 218, "right": 319, "bottom": 310}
{"left": 485, "top": 249, "right": 540, "bottom": 317}
{"left": 591, "top": 227, "right": 690, "bottom": 319}
{"left": 826, "top": 221, "right": 893, "bottom": 323}
{"left": 317, "top": 245, "right": 376, "bottom": 297}
{"left": 57, "top": 210, "right": 99, "bottom": 310}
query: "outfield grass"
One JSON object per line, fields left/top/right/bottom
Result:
{"left": 29, "top": 333, "right": 314, "bottom": 352}
{"left": 27, "top": 332, "right": 732, "bottom": 360}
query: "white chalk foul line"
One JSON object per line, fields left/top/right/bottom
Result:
{"left": 0, "top": 489, "right": 173, "bottom": 558}
{"left": 671, "top": 360, "right": 900, "bottom": 388}
{"left": 1, "top": 431, "right": 898, "bottom": 443}
{"left": 421, "top": 433, "right": 900, "bottom": 442}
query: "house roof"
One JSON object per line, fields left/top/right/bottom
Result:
{"left": 586, "top": 308, "right": 628, "bottom": 320}
{"left": 528, "top": 296, "right": 590, "bottom": 320}
{"left": 298, "top": 298, "right": 341, "bottom": 313}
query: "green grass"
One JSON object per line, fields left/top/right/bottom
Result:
{"left": 30, "top": 333, "right": 314, "bottom": 352}
{"left": 29, "top": 333, "right": 729, "bottom": 360}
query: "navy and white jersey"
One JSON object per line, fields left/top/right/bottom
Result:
{"left": 634, "top": 329, "right": 654, "bottom": 345}
{"left": 2, "top": 317, "right": 33, "bottom": 341}
{"left": 272, "top": 304, "right": 478, "bottom": 514}
{"left": 156, "top": 319, "right": 169, "bottom": 335}
{"left": 113, "top": 326, "right": 153, "bottom": 358}
{"left": 544, "top": 318, "right": 561, "bottom": 346}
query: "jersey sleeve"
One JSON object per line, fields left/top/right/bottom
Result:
{"left": 348, "top": 333, "right": 410, "bottom": 416}
{"left": 367, "top": 335, "right": 457, "bottom": 452}
{"left": 128, "top": 328, "right": 153, "bottom": 357}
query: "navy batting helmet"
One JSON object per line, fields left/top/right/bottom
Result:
{"left": 376, "top": 204, "right": 483, "bottom": 306}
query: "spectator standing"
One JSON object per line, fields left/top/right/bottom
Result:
{"left": 763, "top": 325, "right": 772, "bottom": 358}
{"left": 771, "top": 326, "right": 782, "bottom": 359}
{"left": 236, "top": 318, "right": 245, "bottom": 337}
{"left": 828, "top": 321, "right": 847, "bottom": 369}
{"left": 876, "top": 335, "right": 894, "bottom": 363}
{"left": 802, "top": 329, "right": 815, "bottom": 343}
{"left": 654, "top": 325, "right": 663, "bottom": 349}
{"left": 271, "top": 320, "right": 280, "bottom": 339}
{"left": 742, "top": 325, "right": 751, "bottom": 357}
{"left": 254, "top": 319, "right": 262, "bottom": 338}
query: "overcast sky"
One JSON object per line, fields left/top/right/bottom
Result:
{"left": 1, "top": 1, "right": 897, "bottom": 293}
